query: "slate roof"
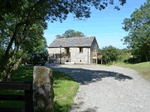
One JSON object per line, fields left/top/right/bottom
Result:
{"left": 48, "top": 36, "right": 96, "bottom": 48}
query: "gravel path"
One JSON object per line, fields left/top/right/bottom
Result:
{"left": 45, "top": 64, "right": 150, "bottom": 112}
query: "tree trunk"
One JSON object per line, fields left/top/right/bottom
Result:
{"left": 5, "top": 24, "right": 21, "bottom": 58}
{"left": 8, "top": 55, "right": 24, "bottom": 81}
{"left": 0, "top": 23, "right": 30, "bottom": 82}
{"left": 24, "top": 62, "right": 27, "bottom": 66}
{"left": 1, "top": 57, "right": 13, "bottom": 81}
{"left": 1, "top": 53, "right": 26, "bottom": 82}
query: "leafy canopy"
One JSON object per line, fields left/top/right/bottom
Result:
{"left": 122, "top": 0, "right": 150, "bottom": 61}
{"left": 56, "top": 29, "right": 85, "bottom": 38}
{"left": 99, "top": 45, "right": 119, "bottom": 64}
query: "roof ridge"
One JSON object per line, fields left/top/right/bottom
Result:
{"left": 56, "top": 36, "right": 94, "bottom": 39}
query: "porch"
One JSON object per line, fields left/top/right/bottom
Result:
{"left": 92, "top": 52, "right": 103, "bottom": 64}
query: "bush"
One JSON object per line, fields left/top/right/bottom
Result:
{"left": 99, "top": 45, "right": 119, "bottom": 64}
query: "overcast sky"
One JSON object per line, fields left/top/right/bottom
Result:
{"left": 44, "top": 0, "right": 147, "bottom": 49}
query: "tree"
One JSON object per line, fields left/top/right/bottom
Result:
{"left": 99, "top": 46, "right": 119, "bottom": 64}
{"left": 0, "top": 0, "right": 126, "bottom": 81}
{"left": 122, "top": 0, "right": 150, "bottom": 62}
{"left": 0, "top": 19, "right": 48, "bottom": 81}
{"left": 56, "top": 29, "right": 85, "bottom": 38}
{"left": 20, "top": 21, "right": 48, "bottom": 54}
{"left": 0, "top": 20, "right": 48, "bottom": 80}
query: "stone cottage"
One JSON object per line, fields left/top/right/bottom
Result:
{"left": 48, "top": 36, "right": 101, "bottom": 64}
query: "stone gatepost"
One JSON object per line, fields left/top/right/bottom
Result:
{"left": 33, "top": 66, "right": 54, "bottom": 112}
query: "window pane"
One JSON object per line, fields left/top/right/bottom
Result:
{"left": 79, "top": 47, "right": 83, "bottom": 53}
{"left": 67, "top": 48, "right": 69, "bottom": 53}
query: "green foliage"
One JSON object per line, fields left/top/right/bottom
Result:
{"left": 116, "top": 48, "right": 132, "bottom": 63}
{"left": 118, "top": 48, "right": 131, "bottom": 55}
{"left": 99, "top": 45, "right": 119, "bottom": 64}
{"left": 0, "top": 47, "right": 5, "bottom": 73}
{"left": 21, "top": 21, "right": 48, "bottom": 54}
{"left": 56, "top": 29, "right": 85, "bottom": 38}
{"left": 122, "top": 0, "right": 150, "bottom": 62}
{"left": 0, "top": 47, "right": 4, "bottom": 58}
{"left": 43, "top": 50, "right": 49, "bottom": 57}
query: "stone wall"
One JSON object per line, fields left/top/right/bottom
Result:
{"left": 90, "top": 38, "right": 99, "bottom": 63}
{"left": 51, "top": 57, "right": 71, "bottom": 64}
{"left": 33, "top": 66, "right": 54, "bottom": 112}
{"left": 70, "top": 48, "right": 90, "bottom": 63}
{"left": 48, "top": 47, "right": 90, "bottom": 64}
{"left": 48, "top": 48, "right": 65, "bottom": 60}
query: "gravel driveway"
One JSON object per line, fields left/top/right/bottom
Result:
{"left": 45, "top": 64, "right": 150, "bottom": 112}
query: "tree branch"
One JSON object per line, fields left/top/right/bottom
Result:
{"left": 8, "top": 52, "right": 27, "bottom": 81}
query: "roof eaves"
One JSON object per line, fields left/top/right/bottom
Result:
{"left": 48, "top": 46, "right": 91, "bottom": 48}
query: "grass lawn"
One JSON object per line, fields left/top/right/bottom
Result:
{"left": 0, "top": 66, "right": 79, "bottom": 112}
{"left": 114, "top": 62, "right": 150, "bottom": 81}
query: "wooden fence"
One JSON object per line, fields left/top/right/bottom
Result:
{"left": 0, "top": 81, "right": 34, "bottom": 112}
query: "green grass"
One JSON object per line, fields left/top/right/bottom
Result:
{"left": 97, "top": 54, "right": 150, "bottom": 82}
{"left": 0, "top": 66, "right": 79, "bottom": 112}
{"left": 53, "top": 71, "right": 79, "bottom": 112}
{"left": 114, "top": 61, "right": 150, "bottom": 81}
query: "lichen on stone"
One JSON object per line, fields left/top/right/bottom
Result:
{"left": 33, "top": 66, "right": 54, "bottom": 112}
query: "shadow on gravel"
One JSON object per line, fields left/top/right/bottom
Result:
{"left": 70, "top": 101, "right": 98, "bottom": 112}
{"left": 83, "top": 108, "right": 97, "bottom": 112}
{"left": 48, "top": 66, "right": 133, "bottom": 85}
{"left": 69, "top": 101, "right": 84, "bottom": 112}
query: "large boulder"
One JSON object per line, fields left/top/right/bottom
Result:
{"left": 33, "top": 66, "right": 54, "bottom": 112}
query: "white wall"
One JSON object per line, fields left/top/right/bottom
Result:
{"left": 89, "top": 48, "right": 91, "bottom": 63}
{"left": 70, "top": 48, "right": 90, "bottom": 63}
{"left": 48, "top": 47, "right": 91, "bottom": 63}
{"left": 48, "top": 48, "right": 65, "bottom": 55}
{"left": 48, "top": 48, "right": 65, "bottom": 62}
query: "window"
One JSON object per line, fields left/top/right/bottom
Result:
{"left": 66, "top": 48, "right": 69, "bottom": 53}
{"left": 65, "top": 48, "right": 69, "bottom": 54}
{"left": 79, "top": 47, "right": 83, "bottom": 53}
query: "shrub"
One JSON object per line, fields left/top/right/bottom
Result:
{"left": 99, "top": 45, "right": 119, "bottom": 64}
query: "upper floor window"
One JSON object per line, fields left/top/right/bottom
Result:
{"left": 79, "top": 47, "right": 83, "bottom": 53}
{"left": 65, "top": 47, "right": 69, "bottom": 54}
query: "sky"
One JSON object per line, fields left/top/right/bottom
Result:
{"left": 44, "top": 0, "right": 147, "bottom": 49}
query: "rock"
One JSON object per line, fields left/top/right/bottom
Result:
{"left": 33, "top": 66, "right": 54, "bottom": 112}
